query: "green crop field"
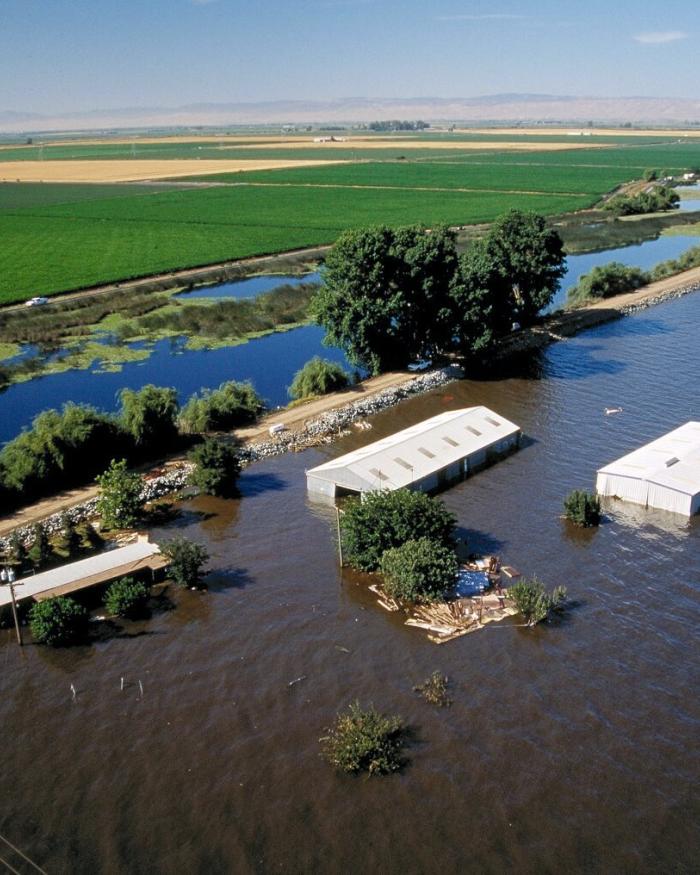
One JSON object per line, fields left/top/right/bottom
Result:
{"left": 1, "top": 134, "right": 699, "bottom": 306}
{"left": 0, "top": 183, "right": 586, "bottom": 304}
{"left": 200, "top": 161, "right": 636, "bottom": 195}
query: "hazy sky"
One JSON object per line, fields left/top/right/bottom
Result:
{"left": 1, "top": 0, "right": 696, "bottom": 113}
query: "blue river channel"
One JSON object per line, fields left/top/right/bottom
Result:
{"left": 1, "top": 232, "right": 699, "bottom": 445}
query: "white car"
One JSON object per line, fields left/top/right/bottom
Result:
{"left": 25, "top": 296, "right": 49, "bottom": 307}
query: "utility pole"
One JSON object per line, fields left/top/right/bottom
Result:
{"left": 335, "top": 506, "right": 344, "bottom": 568}
{"left": 7, "top": 576, "right": 22, "bottom": 646}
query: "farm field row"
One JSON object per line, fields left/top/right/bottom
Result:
{"left": 201, "top": 161, "right": 636, "bottom": 195}
{"left": 0, "top": 184, "right": 587, "bottom": 303}
{"left": 0, "top": 128, "right": 695, "bottom": 161}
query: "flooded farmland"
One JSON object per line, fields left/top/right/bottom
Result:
{"left": 1, "top": 290, "right": 699, "bottom": 873}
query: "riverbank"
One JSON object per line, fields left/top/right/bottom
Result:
{"left": 1, "top": 265, "right": 699, "bottom": 542}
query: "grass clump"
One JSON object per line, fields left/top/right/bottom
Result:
{"left": 380, "top": 537, "right": 458, "bottom": 604}
{"left": 414, "top": 671, "right": 452, "bottom": 707}
{"left": 104, "top": 577, "right": 150, "bottom": 619}
{"left": 564, "top": 489, "right": 601, "bottom": 527}
{"left": 509, "top": 577, "right": 567, "bottom": 627}
{"left": 320, "top": 702, "right": 407, "bottom": 776}
{"left": 288, "top": 356, "right": 349, "bottom": 400}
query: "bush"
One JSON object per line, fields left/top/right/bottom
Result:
{"left": 289, "top": 357, "right": 349, "bottom": 400}
{"left": 5, "top": 530, "right": 26, "bottom": 568}
{"left": 188, "top": 438, "right": 241, "bottom": 497}
{"left": 567, "top": 262, "right": 648, "bottom": 306}
{"left": 104, "top": 577, "right": 150, "bottom": 618}
{"left": 161, "top": 537, "right": 209, "bottom": 588}
{"left": 27, "top": 523, "right": 52, "bottom": 569}
{"left": 649, "top": 244, "right": 700, "bottom": 282}
{"left": 29, "top": 596, "right": 88, "bottom": 646}
{"left": 320, "top": 702, "right": 406, "bottom": 775}
{"left": 180, "top": 381, "right": 264, "bottom": 433}
{"left": 96, "top": 459, "right": 144, "bottom": 530}
{"left": 564, "top": 489, "right": 601, "bottom": 527}
{"left": 414, "top": 671, "right": 452, "bottom": 707}
{"left": 508, "top": 577, "right": 567, "bottom": 626}
{"left": 341, "top": 489, "right": 456, "bottom": 572}
{"left": 380, "top": 537, "right": 458, "bottom": 604}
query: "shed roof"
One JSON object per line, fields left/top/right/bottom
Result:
{"left": 0, "top": 540, "right": 165, "bottom": 608}
{"left": 306, "top": 406, "right": 520, "bottom": 494}
{"left": 597, "top": 422, "right": 700, "bottom": 496}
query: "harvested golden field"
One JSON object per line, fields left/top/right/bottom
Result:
{"left": 0, "top": 158, "right": 346, "bottom": 183}
{"left": 245, "top": 138, "right": 605, "bottom": 152}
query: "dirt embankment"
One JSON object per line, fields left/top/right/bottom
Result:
{"left": 1, "top": 266, "right": 699, "bottom": 538}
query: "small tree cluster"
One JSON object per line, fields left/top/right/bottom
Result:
{"left": 161, "top": 537, "right": 209, "bottom": 588}
{"left": 380, "top": 537, "right": 458, "bottom": 604}
{"left": 188, "top": 438, "right": 241, "bottom": 497}
{"left": 27, "top": 523, "right": 52, "bottom": 569}
{"left": 508, "top": 577, "right": 567, "bottom": 627}
{"left": 567, "top": 262, "right": 649, "bottom": 307}
{"left": 340, "top": 489, "right": 456, "bottom": 572}
{"left": 56, "top": 512, "right": 81, "bottom": 557}
{"left": 320, "top": 702, "right": 406, "bottom": 775}
{"left": 29, "top": 596, "right": 88, "bottom": 646}
{"left": 104, "top": 577, "right": 150, "bottom": 618}
{"left": 604, "top": 186, "right": 679, "bottom": 216}
{"left": 564, "top": 489, "right": 601, "bottom": 527}
{"left": 289, "top": 357, "right": 349, "bottom": 400}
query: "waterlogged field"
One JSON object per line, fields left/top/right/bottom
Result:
{"left": 1, "top": 132, "right": 699, "bottom": 303}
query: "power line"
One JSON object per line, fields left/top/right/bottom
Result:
{"left": 0, "top": 835, "right": 48, "bottom": 875}
{"left": 0, "top": 854, "right": 22, "bottom": 875}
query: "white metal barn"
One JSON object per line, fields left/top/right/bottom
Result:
{"left": 306, "top": 406, "right": 520, "bottom": 499}
{"left": 596, "top": 422, "right": 700, "bottom": 517}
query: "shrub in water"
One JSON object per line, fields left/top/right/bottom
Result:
{"left": 564, "top": 489, "right": 601, "bottom": 527}
{"left": 161, "top": 537, "right": 209, "bottom": 588}
{"left": 508, "top": 577, "right": 567, "bottom": 627}
{"left": 188, "top": 438, "right": 241, "bottom": 497}
{"left": 380, "top": 537, "right": 458, "bottom": 604}
{"left": 104, "top": 577, "right": 150, "bottom": 618}
{"left": 320, "top": 702, "right": 406, "bottom": 775}
{"left": 341, "top": 488, "right": 456, "bottom": 572}
{"left": 29, "top": 596, "right": 88, "bottom": 646}
{"left": 289, "top": 356, "right": 349, "bottom": 400}
{"left": 414, "top": 671, "right": 452, "bottom": 707}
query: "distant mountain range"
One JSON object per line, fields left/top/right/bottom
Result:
{"left": 2, "top": 95, "right": 700, "bottom": 134}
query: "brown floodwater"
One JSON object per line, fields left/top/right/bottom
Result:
{"left": 2, "top": 295, "right": 699, "bottom": 874}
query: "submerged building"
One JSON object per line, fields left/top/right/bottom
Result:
{"left": 596, "top": 422, "right": 700, "bottom": 517}
{"left": 306, "top": 406, "right": 521, "bottom": 499}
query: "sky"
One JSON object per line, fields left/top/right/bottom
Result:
{"left": 0, "top": 0, "right": 696, "bottom": 114}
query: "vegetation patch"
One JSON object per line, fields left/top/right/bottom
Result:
{"left": 380, "top": 537, "right": 458, "bottom": 604}
{"left": 289, "top": 356, "right": 349, "bottom": 400}
{"left": 104, "top": 577, "right": 150, "bottom": 619}
{"left": 564, "top": 489, "right": 601, "bottom": 527}
{"left": 509, "top": 577, "right": 567, "bottom": 627}
{"left": 29, "top": 596, "right": 89, "bottom": 646}
{"left": 414, "top": 671, "right": 452, "bottom": 707}
{"left": 320, "top": 702, "right": 407, "bottom": 775}
{"left": 188, "top": 438, "right": 241, "bottom": 497}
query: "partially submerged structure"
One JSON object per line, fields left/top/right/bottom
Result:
{"left": 306, "top": 406, "right": 521, "bottom": 499}
{"left": 596, "top": 422, "right": 700, "bottom": 517}
{"left": 0, "top": 537, "right": 167, "bottom": 609}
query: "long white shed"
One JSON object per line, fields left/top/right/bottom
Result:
{"left": 596, "top": 422, "right": 700, "bottom": 517}
{"left": 306, "top": 406, "right": 520, "bottom": 499}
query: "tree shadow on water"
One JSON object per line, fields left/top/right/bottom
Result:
{"left": 454, "top": 527, "right": 506, "bottom": 559}
{"left": 206, "top": 566, "right": 254, "bottom": 592}
{"left": 238, "top": 471, "right": 288, "bottom": 497}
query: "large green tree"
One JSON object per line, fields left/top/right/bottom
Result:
{"left": 477, "top": 210, "right": 566, "bottom": 326}
{"left": 313, "top": 225, "right": 458, "bottom": 373}
{"left": 96, "top": 458, "right": 144, "bottom": 529}
{"left": 118, "top": 385, "right": 179, "bottom": 453}
{"left": 188, "top": 438, "right": 241, "bottom": 497}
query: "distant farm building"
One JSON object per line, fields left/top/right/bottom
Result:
{"left": 306, "top": 407, "right": 521, "bottom": 499}
{"left": 596, "top": 422, "right": 700, "bottom": 517}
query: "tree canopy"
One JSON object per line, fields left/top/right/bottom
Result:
{"left": 380, "top": 537, "right": 458, "bottom": 604}
{"left": 313, "top": 212, "right": 565, "bottom": 372}
{"left": 188, "top": 437, "right": 241, "bottom": 497}
{"left": 340, "top": 488, "right": 456, "bottom": 572}
{"left": 289, "top": 357, "right": 349, "bottom": 400}
{"left": 118, "top": 385, "right": 179, "bottom": 453}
